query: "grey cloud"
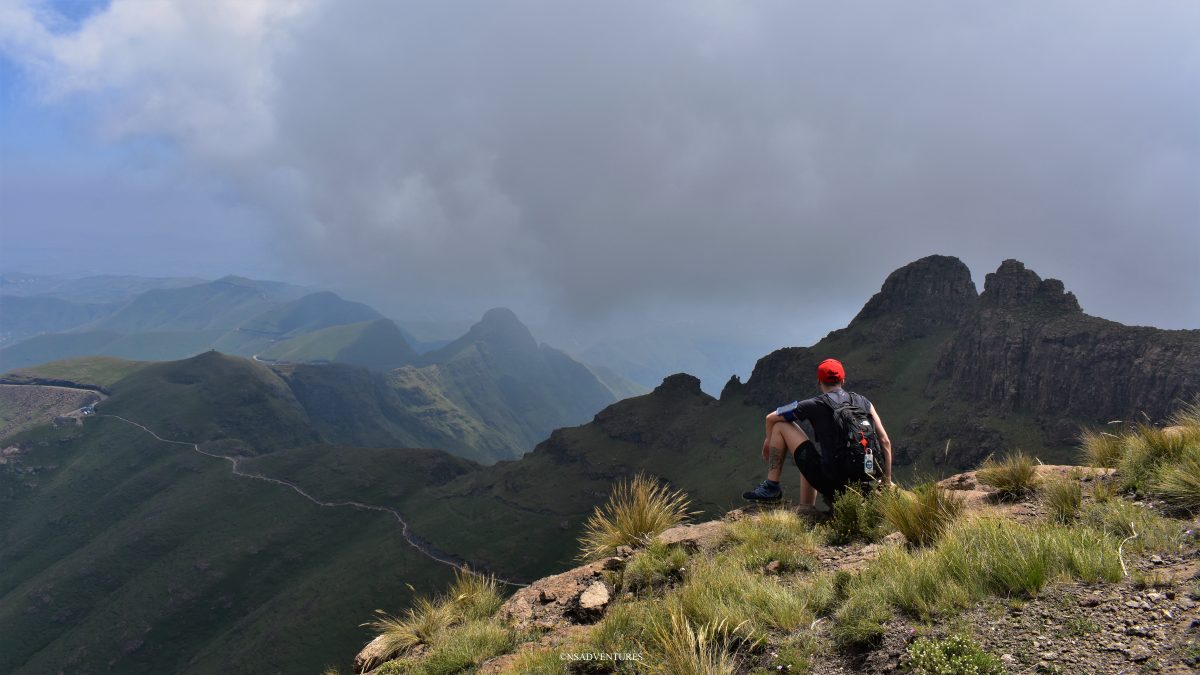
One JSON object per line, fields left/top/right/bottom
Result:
{"left": 253, "top": 1, "right": 1200, "bottom": 328}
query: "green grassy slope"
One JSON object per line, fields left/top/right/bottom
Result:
{"left": 237, "top": 291, "right": 383, "bottom": 337}
{"left": 420, "top": 309, "right": 616, "bottom": 454}
{"left": 1, "top": 355, "right": 150, "bottom": 390}
{"left": 584, "top": 362, "right": 650, "bottom": 400}
{"left": 0, "top": 419, "right": 456, "bottom": 675}
{"left": 259, "top": 318, "right": 418, "bottom": 370}
{"left": 100, "top": 351, "right": 319, "bottom": 452}
{"left": 0, "top": 330, "right": 225, "bottom": 371}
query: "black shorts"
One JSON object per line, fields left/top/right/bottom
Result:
{"left": 794, "top": 442, "right": 868, "bottom": 504}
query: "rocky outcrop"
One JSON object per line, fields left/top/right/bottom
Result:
{"left": 497, "top": 559, "right": 618, "bottom": 631}
{"left": 934, "top": 260, "right": 1200, "bottom": 426}
{"left": 738, "top": 255, "right": 978, "bottom": 407}
{"left": 588, "top": 373, "right": 716, "bottom": 451}
{"left": 653, "top": 519, "right": 726, "bottom": 551}
{"left": 844, "top": 254, "right": 979, "bottom": 340}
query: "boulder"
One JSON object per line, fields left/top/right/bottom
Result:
{"left": 354, "top": 634, "right": 391, "bottom": 674}
{"left": 570, "top": 581, "right": 613, "bottom": 622}
{"left": 654, "top": 520, "right": 726, "bottom": 552}
{"left": 498, "top": 560, "right": 610, "bottom": 631}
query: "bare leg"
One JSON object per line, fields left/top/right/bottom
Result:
{"left": 768, "top": 423, "right": 817, "bottom": 506}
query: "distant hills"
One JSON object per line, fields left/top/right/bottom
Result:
{"left": 0, "top": 273, "right": 646, "bottom": 404}
{"left": 257, "top": 319, "right": 418, "bottom": 370}
{"left": 4, "top": 304, "right": 625, "bottom": 464}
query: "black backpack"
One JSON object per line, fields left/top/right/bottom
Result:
{"left": 819, "top": 391, "right": 883, "bottom": 483}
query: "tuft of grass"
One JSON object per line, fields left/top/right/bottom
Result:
{"left": 362, "top": 597, "right": 457, "bottom": 666}
{"left": 497, "top": 649, "right": 567, "bottom": 675}
{"left": 578, "top": 473, "right": 692, "bottom": 561}
{"left": 1064, "top": 616, "right": 1098, "bottom": 636}
{"left": 724, "top": 508, "right": 820, "bottom": 572}
{"left": 1043, "top": 475, "right": 1083, "bottom": 524}
{"left": 825, "top": 487, "right": 885, "bottom": 545}
{"left": 361, "top": 569, "right": 506, "bottom": 671}
{"left": 585, "top": 598, "right": 667, "bottom": 658}
{"left": 1171, "top": 399, "right": 1200, "bottom": 429}
{"left": 622, "top": 540, "right": 689, "bottom": 594}
{"left": 1131, "top": 570, "right": 1172, "bottom": 590}
{"left": 1080, "top": 428, "right": 1124, "bottom": 469}
{"left": 446, "top": 568, "right": 504, "bottom": 621}
{"left": 642, "top": 607, "right": 742, "bottom": 675}
{"left": 1079, "top": 499, "right": 1182, "bottom": 553}
{"left": 832, "top": 593, "right": 891, "bottom": 649}
{"left": 413, "top": 620, "right": 516, "bottom": 675}
{"left": 1091, "top": 477, "right": 1119, "bottom": 503}
{"left": 904, "top": 634, "right": 1006, "bottom": 675}
{"left": 1151, "top": 443, "right": 1200, "bottom": 515}
{"left": 876, "top": 483, "right": 964, "bottom": 547}
{"left": 1119, "top": 424, "right": 1200, "bottom": 493}
{"left": 976, "top": 452, "right": 1040, "bottom": 500}
{"left": 675, "top": 556, "right": 817, "bottom": 642}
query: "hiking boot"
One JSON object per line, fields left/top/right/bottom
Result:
{"left": 742, "top": 480, "right": 783, "bottom": 502}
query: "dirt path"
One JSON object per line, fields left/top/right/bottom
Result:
{"left": 99, "top": 413, "right": 528, "bottom": 587}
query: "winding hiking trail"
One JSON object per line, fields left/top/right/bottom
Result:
{"left": 99, "top": 413, "right": 528, "bottom": 587}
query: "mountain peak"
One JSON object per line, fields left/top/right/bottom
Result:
{"left": 470, "top": 308, "right": 536, "bottom": 347}
{"left": 653, "top": 373, "right": 703, "bottom": 396}
{"left": 980, "top": 259, "right": 1081, "bottom": 314}
{"left": 478, "top": 307, "right": 524, "bottom": 328}
{"left": 846, "top": 255, "right": 978, "bottom": 338}
{"left": 424, "top": 308, "right": 539, "bottom": 364}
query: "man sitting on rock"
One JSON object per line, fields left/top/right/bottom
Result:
{"left": 743, "top": 358, "right": 893, "bottom": 506}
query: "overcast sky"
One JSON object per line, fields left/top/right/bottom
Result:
{"left": 1, "top": 1, "right": 1197, "bottom": 362}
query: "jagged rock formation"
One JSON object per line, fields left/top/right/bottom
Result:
{"left": 934, "top": 259, "right": 1200, "bottom": 433}
{"left": 843, "top": 254, "right": 980, "bottom": 341}
{"left": 740, "top": 254, "right": 980, "bottom": 407}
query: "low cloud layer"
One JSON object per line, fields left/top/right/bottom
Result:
{"left": 3, "top": 1, "right": 1198, "bottom": 338}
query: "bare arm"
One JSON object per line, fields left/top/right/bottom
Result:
{"left": 869, "top": 405, "right": 893, "bottom": 483}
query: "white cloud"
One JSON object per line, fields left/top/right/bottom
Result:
{"left": 1, "top": 0, "right": 313, "bottom": 159}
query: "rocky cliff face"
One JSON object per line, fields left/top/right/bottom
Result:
{"left": 843, "top": 254, "right": 979, "bottom": 341}
{"left": 738, "top": 255, "right": 978, "bottom": 408}
{"left": 934, "top": 259, "right": 1200, "bottom": 432}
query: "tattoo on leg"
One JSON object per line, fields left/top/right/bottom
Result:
{"left": 769, "top": 446, "right": 786, "bottom": 473}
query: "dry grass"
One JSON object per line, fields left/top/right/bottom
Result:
{"left": 446, "top": 568, "right": 504, "bottom": 621}
{"left": 674, "top": 555, "right": 832, "bottom": 642}
{"left": 877, "top": 483, "right": 964, "bottom": 547}
{"left": 362, "top": 597, "right": 456, "bottom": 667}
{"left": 825, "top": 486, "right": 885, "bottom": 545}
{"left": 1153, "top": 444, "right": 1200, "bottom": 515}
{"left": 1080, "top": 428, "right": 1124, "bottom": 469}
{"left": 622, "top": 540, "right": 689, "bottom": 594}
{"left": 496, "top": 649, "right": 566, "bottom": 675}
{"left": 578, "top": 473, "right": 692, "bottom": 561}
{"left": 724, "top": 508, "right": 820, "bottom": 572}
{"left": 976, "top": 451, "right": 1040, "bottom": 499}
{"left": 643, "top": 608, "right": 742, "bottom": 675}
{"left": 1043, "top": 474, "right": 1083, "bottom": 524}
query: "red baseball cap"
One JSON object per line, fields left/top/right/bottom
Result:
{"left": 817, "top": 358, "right": 845, "bottom": 384}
